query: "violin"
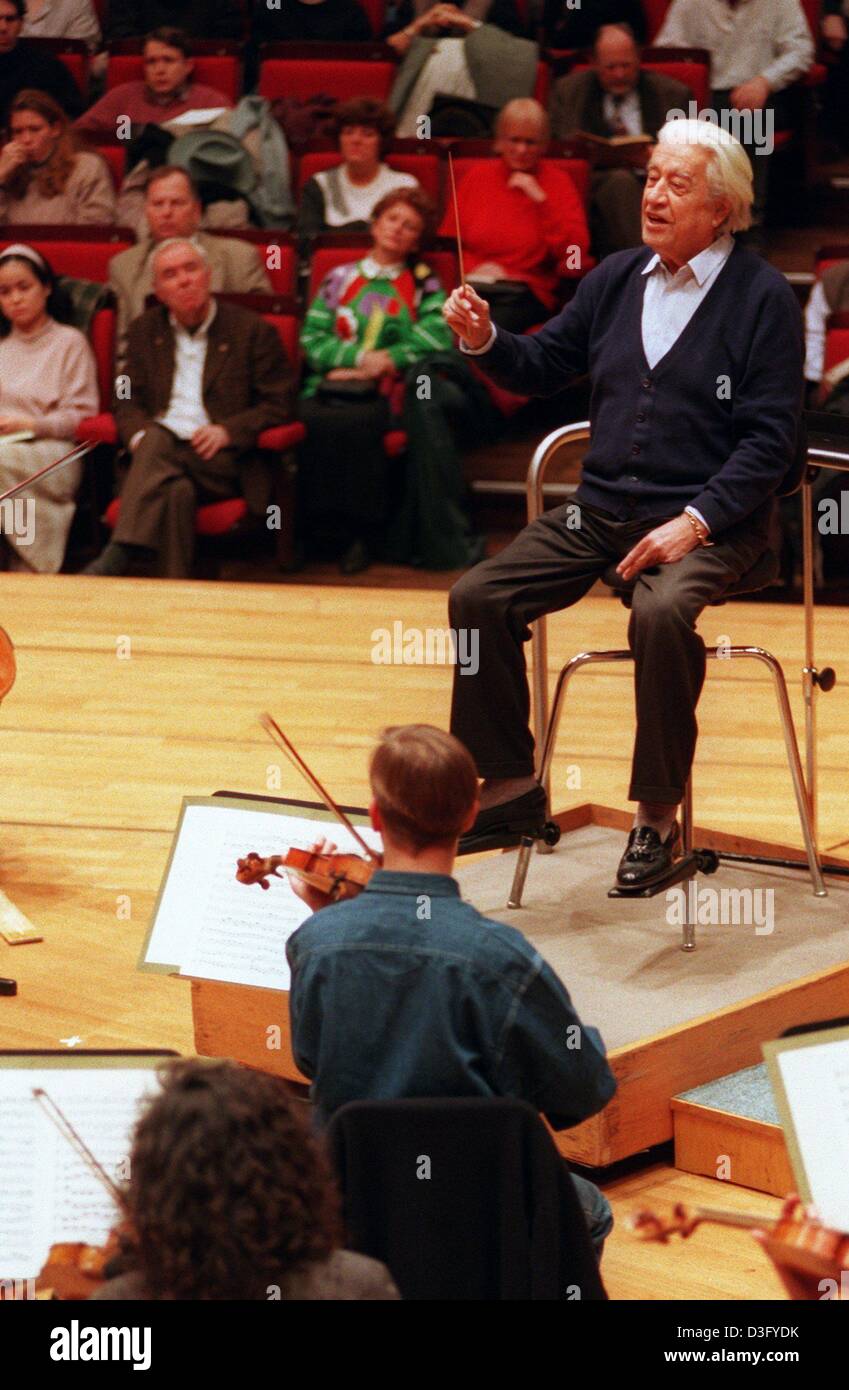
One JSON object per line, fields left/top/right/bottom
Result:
{"left": 236, "top": 713, "right": 382, "bottom": 905}
{"left": 237, "top": 846, "right": 377, "bottom": 901}
{"left": 4, "top": 1087, "right": 137, "bottom": 1301}
{"left": 631, "top": 1199, "right": 849, "bottom": 1287}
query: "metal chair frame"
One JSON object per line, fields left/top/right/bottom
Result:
{"left": 506, "top": 423, "right": 830, "bottom": 941}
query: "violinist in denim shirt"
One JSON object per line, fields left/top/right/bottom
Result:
{"left": 287, "top": 723, "right": 617, "bottom": 1254}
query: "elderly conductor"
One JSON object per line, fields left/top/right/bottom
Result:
{"left": 443, "top": 119, "right": 804, "bottom": 889}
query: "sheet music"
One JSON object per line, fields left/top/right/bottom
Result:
{"left": 0, "top": 1066, "right": 162, "bottom": 1281}
{"left": 773, "top": 1035, "right": 849, "bottom": 1232}
{"left": 144, "top": 801, "right": 381, "bottom": 990}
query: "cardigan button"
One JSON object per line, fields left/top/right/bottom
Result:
{"left": 636, "top": 411, "right": 646, "bottom": 422}
{"left": 641, "top": 377, "right": 651, "bottom": 389}
{"left": 631, "top": 444, "right": 641, "bottom": 454}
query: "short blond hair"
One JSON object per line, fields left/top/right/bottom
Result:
{"left": 657, "top": 118, "right": 753, "bottom": 234}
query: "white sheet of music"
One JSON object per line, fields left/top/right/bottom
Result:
{"left": 0, "top": 1065, "right": 162, "bottom": 1281}
{"left": 771, "top": 1034, "right": 849, "bottom": 1233}
{"left": 143, "top": 800, "right": 381, "bottom": 991}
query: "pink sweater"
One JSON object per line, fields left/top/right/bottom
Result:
{"left": 0, "top": 319, "right": 98, "bottom": 439}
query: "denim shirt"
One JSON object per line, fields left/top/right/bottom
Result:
{"left": 287, "top": 870, "right": 617, "bottom": 1129}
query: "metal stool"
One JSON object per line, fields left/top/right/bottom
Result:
{"left": 505, "top": 423, "right": 827, "bottom": 945}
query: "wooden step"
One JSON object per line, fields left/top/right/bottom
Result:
{"left": 672, "top": 1063, "right": 793, "bottom": 1198}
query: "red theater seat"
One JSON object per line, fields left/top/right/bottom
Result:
{"left": 825, "top": 312, "right": 849, "bottom": 373}
{"left": 258, "top": 42, "right": 396, "bottom": 103}
{"left": 104, "top": 49, "right": 241, "bottom": 103}
{"left": 0, "top": 228, "right": 134, "bottom": 283}
{"left": 815, "top": 244, "right": 849, "bottom": 276}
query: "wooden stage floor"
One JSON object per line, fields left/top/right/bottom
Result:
{"left": 2, "top": 573, "right": 847, "bottom": 1300}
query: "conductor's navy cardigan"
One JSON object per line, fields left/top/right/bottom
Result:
{"left": 472, "top": 241, "right": 804, "bottom": 535}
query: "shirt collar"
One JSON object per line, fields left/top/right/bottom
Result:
{"left": 144, "top": 81, "right": 190, "bottom": 107}
{"left": 641, "top": 233, "right": 735, "bottom": 286}
{"left": 364, "top": 869, "right": 461, "bottom": 898}
{"left": 168, "top": 299, "right": 217, "bottom": 338}
{"left": 360, "top": 254, "right": 404, "bottom": 280}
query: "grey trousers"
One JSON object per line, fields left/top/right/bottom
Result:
{"left": 113, "top": 424, "right": 243, "bottom": 578}
{"left": 449, "top": 500, "right": 773, "bottom": 805}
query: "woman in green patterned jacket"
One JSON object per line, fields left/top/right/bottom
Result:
{"left": 299, "top": 186, "right": 495, "bottom": 573}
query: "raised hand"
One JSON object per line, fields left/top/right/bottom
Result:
{"left": 442, "top": 283, "right": 493, "bottom": 351}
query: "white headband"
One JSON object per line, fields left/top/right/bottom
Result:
{"left": 0, "top": 243, "right": 48, "bottom": 272}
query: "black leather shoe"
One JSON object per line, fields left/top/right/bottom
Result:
{"left": 616, "top": 822, "right": 681, "bottom": 889}
{"left": 458, "top": 784, "right": 547, "bottom": 855}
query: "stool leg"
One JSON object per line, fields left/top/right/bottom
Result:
{"left": 508, "top": 836, "right": 536, "bottom": 909}
{"left": 681, "top": 877, "right": 696, "bottom": 953}
{"left": 754, "top": 648, "right": 826, "bottom": 897}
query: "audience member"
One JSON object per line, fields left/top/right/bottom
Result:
{"left": 0, "top": 0, "right": 84, "bottom": 121}
{"left": 438, "top": 98, "right": 590, "bottom": 330}
{"left": 821, "top": 1, "right": 849, "bottom": 153}
{"left": 655, "top": 0, "right": 814, "bottom": 246}
{"left": 89, "top": 1059, "right": 400, "bottom": 1300}
{"left": 299, "top": 187, "right": 491, "bottom": 573}
{"left": 387, "top": 0, "right": 524, "bottom": 43}
{"left": 253, "top": 0, "right": 372, "bottom": 43}
{"left": 0, "top": 244, "right": 97, "bottom": 572}
{"left": 21, "top": 0, "right": 100, "bottom": 51}
{"left": 387, "top": 4, "right": 537, "bottom": 137}
{"left": 105, "top": 0, "right": 242, "bottom": 41}
{"left": 0, "top": 90, "right": 115, "bottom": 224}
{"left": 805, "top": 256, "right": 849, "bottom": 403}
{"left": 297, "top": 99, "right": 419, "bottom": 239}
{"left": 76, "top": 27, "right": 232, "bottom": 136}
{"left": 109, "top": 166, "right": 273, "bottom": 363}
{"left": 549, "top": 25, "right": 692, "bottom": 257}
{"left": 542, "top": 0, "right": 647, "bottom": 51}
{"left": 85, "top": 238, "right": 292, "bottom": 579}
{"left": 287, "top": 723, "right": 617, "bottom": 1255}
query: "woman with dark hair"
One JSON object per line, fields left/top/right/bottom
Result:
{"left": 0, "top": 243, "right": 97, "bottom": 571}
{"left": 90, "top": 1058, "right": 399, "bottom": 1301}
{"left": 297, "top": 98, "right": 420, "bottom": 238}
{"left": 299, "top": 185, "right": 494, "bottom": 573}
{"left": 0, "top": 88, "right": 115, "bottom": 224}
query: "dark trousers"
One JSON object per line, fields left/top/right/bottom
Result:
{"left": 449, "top": 501, "right": 773, "bottom": 805}
{"left": 113, "top": 424, "right": 243, "bottom": 578}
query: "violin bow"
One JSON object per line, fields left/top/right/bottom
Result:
{"left": 447, "top": 150, "right": 466, "bottom": 289}
{"left": 0, "top": 440, "right": 95, "bottom": 506}
{"left": 32, "top": 1087, "right": 127, "bottom": 1209}
{"left": 259, "top": 713, "right": 381, "bottom": 865}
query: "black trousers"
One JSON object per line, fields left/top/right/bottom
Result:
{"left": 449, "top": 500, "right": 773, "bottom": 805}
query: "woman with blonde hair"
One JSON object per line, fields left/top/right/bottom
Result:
{"left": 0, "top": 88, "right": 115, "bottom": 224}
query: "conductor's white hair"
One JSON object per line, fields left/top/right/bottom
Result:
{"left": 657, "top": 118, "right": 753, "bottom": 234}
